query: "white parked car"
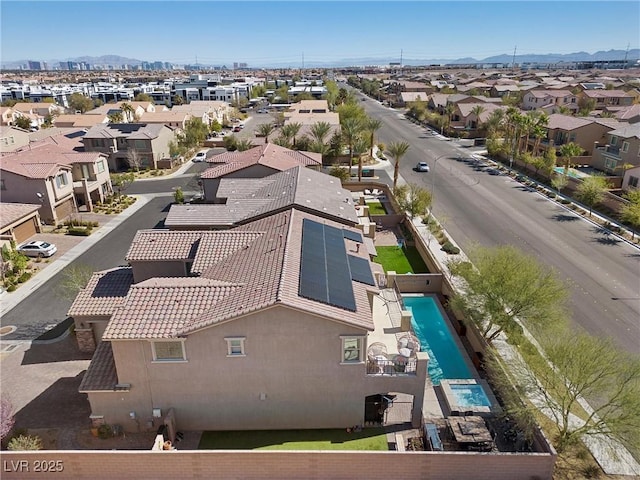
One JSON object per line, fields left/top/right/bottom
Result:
{"left": 192, "top": 151, "right": 207, "bottom": 162}
{"left": 416, "top": 162, "right": 430, "bottom": 172}
{"left": 17, "top": 240, "right": 57, "bottom": 258}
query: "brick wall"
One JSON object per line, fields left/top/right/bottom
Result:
{"left": 1, "top": 450, "right": 555, "bottom": 480}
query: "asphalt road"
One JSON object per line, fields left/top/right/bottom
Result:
{"left": 358, "top": 91, "right": 640, "bottom": 354}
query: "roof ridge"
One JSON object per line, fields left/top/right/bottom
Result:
{"left": 275, "top": 209, "right": 295, "bottom": 304}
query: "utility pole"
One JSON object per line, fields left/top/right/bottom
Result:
{"left": 512, "top": 46, "right": 517, "bottom": 70}
{"left": 623, "top": 43, "right": 630, "bottom": 69}
{"left": 400, "top": 49, "right": 403, "bottom": 69}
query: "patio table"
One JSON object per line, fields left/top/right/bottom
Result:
{"left": 447, "top": 416, "right": 493, "bottom": 445}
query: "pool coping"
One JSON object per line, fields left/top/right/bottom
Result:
{"left": 440, "top": 379, "right": 502, "bottom": 417}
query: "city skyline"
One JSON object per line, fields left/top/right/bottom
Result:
{"left": 1, "top": 1, "right": 639, "bottom": 67}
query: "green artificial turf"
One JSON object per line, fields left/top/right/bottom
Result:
{"left": 198, "top": 428, "right": 388, "bottom": 450}
{"left": 366, "top": 201, "right": 386, "bottom": 215}
{"left": 375, "top": 246, "right": 429, "bottom": 274}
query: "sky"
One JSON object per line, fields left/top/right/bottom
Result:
{"left": 1, "top": 1, "right": 639, "bottom": 67}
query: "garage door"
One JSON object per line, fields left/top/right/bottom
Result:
{"left": 55, "top": 198, "right": 74, "bottom": 222}
{"left": 13, "top": 217, "right": 38, "bottom": 243}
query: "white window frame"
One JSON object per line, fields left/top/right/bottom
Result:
{"left": 340, "top": 336, "right": 365, "bottom": 364}
{"left": 621, "top": 141, "right": 629, "bottom": 153}
{"left": 225, "top": 337, "right": 246, "bottom": 357}
{"left": 610, "top": 135, "right": 618, "bottom": 146}
{"left": 151, "top": 340, "right": 187, "bottom": 362}
{"left": 97, "top": 160, "right": 105, "bottom": 173}
{"left": 55, "top": 172, "right": 68, "bottom": 188}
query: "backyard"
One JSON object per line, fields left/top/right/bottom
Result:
{"left": 198, "top": 428, "right": 388, "bottom": 451}
{"left": 366, "top": 200, "right": 386, "bottom": 215}
{"left": 375, "top": 245, "right": 429, "bottom": 274}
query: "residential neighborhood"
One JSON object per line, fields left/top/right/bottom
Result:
{"left": 0, "top": 10, "right": 639, "bottom": 477}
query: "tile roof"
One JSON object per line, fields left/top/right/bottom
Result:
{"left": 126, "top": 230, "right": 203, "bottom": 262}
{"left": 608, "top": 124, "right": 640, "bottom": 140}
{"left": 78, "top": 341, "right": 118, "bottom": 392}
{"left": 67, "top": 267, "right": 134, "bottom": 317}
{"left": 584, "top": 90, "right": 633, "bottom": 99}
{"left": 191, "top": 231, "right": 264, "bottom": 275}
{"left": 165, "top": 167, "right": 358, "bottom": 228}
{"left": 527, "top": 89, "right": 574, "bottom": 98}
{"left": 200, "top": 144, "right": 321, "bottom": 180}
{"left": 102, "top": 278, "right": 242, "bottom": 339}
{"left": 547, "top": 114, "right": 593, "bottom": 131}
{"left": 0, "top": 202, "right": 41, "bottom": 229}
{"left": 82, "top": 123, "right": 166, "bottom": 140}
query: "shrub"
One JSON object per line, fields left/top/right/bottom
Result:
{"left": 97, "top": 424, "right": 112, "bottom": 439}
{"left": 67, "top": 227, "right": 91, "bottom": 236}
{"left": 8, "top": 434, "right": 42, "bottom": 450}
{"left": 17, "top": 272, "right": 31, "bottom": 283}
{"left": 441, "top": 241, "right": 460, "bottom": 255}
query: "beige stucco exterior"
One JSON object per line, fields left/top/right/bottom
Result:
{"left": 543, "top": 121, "right": 614, "bottom": 155}
{"left": 86, "top": 304, "right": 427, "bottom": 432}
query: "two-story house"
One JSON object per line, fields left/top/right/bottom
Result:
{"left": 0, "top": 106, "right": 16, "bottom": 126}
{"left": 82, "top": 123, "right": 177, "bottom": 171}
{"left": 581, "top": 90, "right": 634, "bottom": 108}
{"left": 72, "top": 209, "right": 429, "bottom": 432}
{"left": 536, "top": 114, "right": 620, "bottom": 156}
{"left": 522, "top": 90, "right": 578, "bottom": 113}
{"left": 0, "top": 136, "right": 112, "bottom": 223}
{"left": 592, "top": 124, "right": 640, "bottom": 174}
{"left": 0, "top": 126, "right": 30, "bottom": 153}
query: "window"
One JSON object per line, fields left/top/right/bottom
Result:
{"left": 97, "top": 160, "right": 105, "bottom": 173}
{"left": 55, "top": 172, "right": 68, "bottom": 188}
{"left": 341, "top": 336, "right": 364, "bottom": 363}
{"left": 152, "top": 340, "right": 186, "bottom": 361}
{"left": 610, "top": 136, "right": 618, "bottom": 146}
{"left": 604, "top": 158, "right": 618, "bottom": 170}
{"left": 225, "top": 337, "right": 245, "bottom": 356}
{"left": 628, "top": 176, "right": 638, "bottom": 188}
{"left": 621, "top": 141, "right": 629, "bottom": 153}
{"left": 0, "top": 179, "right": 5, "bottom": 190}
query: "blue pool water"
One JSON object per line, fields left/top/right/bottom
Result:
{"left": 403, "top": 295, "right": 472, "bottom": 385}
{"left": 450, "top": 384, "right": 491, "bottom": 407}
{"left": 553, "top": 166, "right": 582, "bottom": 179}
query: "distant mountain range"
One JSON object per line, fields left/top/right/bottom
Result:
{"left": 3, "top": 49, "right": 639, "bottom": 69}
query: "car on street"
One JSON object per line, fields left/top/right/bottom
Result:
{"left": 415, "top": 162, "right": 430, "bottom": 172}
{"left": 17, "top": 240, "right": 57, "bottom": 258}
{"left": 257, "top": 109, "right": 269, "bottom": 114}
{"left": 192, "top": 151, "right": 207, "bottom": 162}
{"left": 233, "top": 126, "right": 241, "bottom": 132}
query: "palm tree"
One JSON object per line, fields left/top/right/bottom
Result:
{"left": 341, "top": 117, "right": 364, "bottom": 172}
{"left": 257, "top": 123, "right": 274, "bottom": 144}
{"left": 470, "top": 105, "right": 485, "bottom": 133}
{"left": 386, "top": 141, "right": 411, "bottom": 189}
{"left": 442, "top": 103, "right": 455, "bottom": 135}
{"left": 558, "top": 142, "right": 583, "bottom": 174}
{"left": 236, "top": 139, "right": 254, "bottom": 151}
{"left": 309, "top": 121, "right": 331, "bottom": 145}
{"left": 287, "top": 122, "right": 302, "bottom": 147}
{"left": 484, "top": 109, "right": 505, "bottom": 139}
{"left": 120, "top": 102, "right": 135, "bottom": 123}
{"left": 365, "top": 118, "right": 383, "bottom": 162}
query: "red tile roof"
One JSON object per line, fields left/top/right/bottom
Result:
{"left": 67, "top": 267, "right": 134, "bottom": 317}
{"left": 78, "top": 341, "right": 118, "bottom": 392}
{"left": 0, "top": 202, "right": 41, "bottom": 229}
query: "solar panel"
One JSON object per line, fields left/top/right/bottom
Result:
{"left": 299, "top": 219, "right": 356, "bottom": 312}
{"left": 348, "top": 255, "right": 376, "bottom": 286}
{"left": 342, "top": 229, "right": 363, "bottom": 243}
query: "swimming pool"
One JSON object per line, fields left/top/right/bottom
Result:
{"left": 450, "top": 384, "right": 491, "bottom": 407}
{"left": 403, "top": 295, "right": 472, "bottom": 385}
{"left": 553, "top": 166, "right": 585, "bottom": 179}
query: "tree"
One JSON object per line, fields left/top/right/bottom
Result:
{"left": 171, "top": 95, "right": 184, "bottom": 106}
{"left": 174, "top": 187, "right": 184, "bottom": 204}
{"left": 223, "top": 135, "right": 238, "bottom": 151}
{"left": 577, "top": 96, "right": 597, "bottom": 116}
{"left": 236, "top": 139, "right": 254, "bottom": 151}
{"left": 8, "top": 435, "right": 43, "bottom": 451}
{"left": 341, "top": 117, "right": 364, "bottom": 171}
{"left": 386, "top": 141, "right": 410, "bottom": 189}
{"left": 575, "top": 175, "right": 610, "bottom": 217}
{"left": 620, "top": 189, "right": 640, "bottom": 240}
{"left": 494, "top": 328, "right": 640, "bottom": 452}
{"left": 13, "top": 116, "right": 31, "bottom": 130}
{"left": 558, "top": 142, "right": 583, "bottom": 174}
{"left": 484, "top": 109, "right": 506, "bottom": 139}
{"left": 470, "top": 105, "right": 485, "bottom": 132}
{"left": 551, "top": 174, "right": 568, "bottom": 195}
{"left": 442, "top": 103, "right": 455, "bottom": 135}
{"left": 108, "top": 111, "right": 124, "bottom": 123}
{"left": 134, "top": 93, "right": 153, "bottom": 102}
{"left": 1, "top": 396, "right": 14, "bottom": 441}
{"left": 328, "top": 164, "right": 350, "bottom": 183}
{"left": 126, "top": 149, "right": 143, "bottom": 171}
{"left": 282, "top": 122, "right": 302, "bottom": 147}
{"left": 120, "top": 102, "right": 135, "bottom": 123}
{"left": 257, "top": 123, "right": 275, "bottom": 143}
{"left": 393, "top": 183, "right": 432, "bottom": 219}
{"left": 365, "top": 117, "right": 382, "bottom": 161}
{"left": 56, "top": 264, "right": 94, "bottom": 301}
{"left": 68, "top": 92, "right": 94, "bottom": 113}
{"left": 110, "top": 172, "right": 135, "bottom": 196}
{"left": 447, "top": 245, "right": 567, "bottom": 341}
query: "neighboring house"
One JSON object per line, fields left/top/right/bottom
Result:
{"left": 73, "top": 208, "right": 428, "bottom": 432}
{"left": 200, "top": 144, "right": 322, "bottom": 201}
{"left": 450, "top": 103, "right": 504, "bottom": 132}
{"left": 178, "top": 100, "right": 231, "bottom": 125}
{"left": 536, "top": 114, "right": 619, "bottom": 156}
{"left": 522, "top": 90, "right": 578, "bottom": 113}
{"left": 0, "top": 202, "right": 42, "bottom": 245}
{"left": 11, "top": 102, "right": 65, "bottom": 118}
{"left": 165, "top": 166, "right": 359, "bottom": 229}
{"left": 54, "top": 114, "right": 109, "bottom": 128}
{"left": 86, "top": 101, "right": 155, "bottom": 121}
{"left": 138, "top": 111, "right": 191, "bottom": 129}
{"left": 592, "top": 123, "right": 640, "bottom": 174}
{"left": 283, "top": 100, "right": 340, "bottom": 140}
{"left": 602, "top": 104, "right": 640, "bottom": 124}
{"left": 622, "top": 165, "right": 640, "bottom": 192}
{"left": 82, "top": 123, "right": 177, "bottom": 171}
{"left": 0, "top": 126, "right": 30, "bottom": 153}
{"left": 0, "top": 107, "right": 16, "bottom": 126}
{"left": 489, "top": 84, "right": 522, "bottom": 98}
{"left": 398, "top": 92, "right": 431, "bottom": 106}
{"left": 581, "top": 90, "right": 634, "bottom": 107}
{"left": 0, "top": 136, "right": 112, "bottom": 222}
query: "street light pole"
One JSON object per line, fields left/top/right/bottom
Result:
{"left": 429, "top": 153, "right": 449, "bottom": 220}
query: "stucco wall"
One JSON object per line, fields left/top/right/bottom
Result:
{"left": 1, "top": 450, "right": 556, "bottom": 480}
{"left": 91, "top": 305, "right": 426, "bottom": 432}
{"left": 130, "top": 260, "right": 188, "bottom": 283}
